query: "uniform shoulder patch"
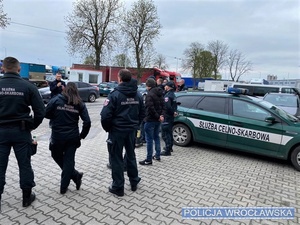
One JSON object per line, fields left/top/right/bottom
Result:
{"left": 103, "top": 99, "right": 110, "bottom": 106}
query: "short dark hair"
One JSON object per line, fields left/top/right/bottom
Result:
{"left": 118, "top": 69, "right": 132, "bottom": 82}
{"left": 3, "top": 57, "right": 20, "bottom": 72}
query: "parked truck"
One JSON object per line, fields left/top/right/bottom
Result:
{"left": 20, "top": 62, "right": 48, "bottom": 88}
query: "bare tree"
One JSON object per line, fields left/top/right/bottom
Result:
{"left": 65, "top": 0, "right": 122, "bottom": 69}
{"left": 153, "top": 54, "right": 168, "bottom": 70}
{"left": 0, "top": 0, "right": 10, "bottom": 28}
{"left": 122, "top": 0, "right": 161, "bottom": 80}
{"left": 227, "top": 49, "right": 252, "bottom": 81}
{"left": 207, "top": 40, "right": 228, "bottom": 79}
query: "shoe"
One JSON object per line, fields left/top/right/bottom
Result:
{"left": 60, "top": 188, "right": 68, "bottom": 194}
{"left": 164, "top": 147, "right": 173, "bottom": 152}
{"left": 131, "top": 177, "right": 141, "bottom": 191}
{"left": 135, "top": 142, "right": 143, "bottom": 147}
{"left": 139, "top": 159, "right": 152, "bottom": 165}
{"left": 75, "top": 172, "right": 83, "bottom": 190}
{"left": 22, "top": 189, "right": 36, "bottom": 207}
{"left": 161, "top": 151, "right": 171, "bottom": 156}
{"left": 109, "top": 186, "right": 124, "bottom": 197}
{"left": 107, "top": 163, "right": 112, "bottom": 169}
{"left": 152, "top": 155, "right": 161, "bottom": 161}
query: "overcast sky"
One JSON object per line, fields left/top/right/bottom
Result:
{"left": 1, "top": 0, "right": 299, "bottom": 80}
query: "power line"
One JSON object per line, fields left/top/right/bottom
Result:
{"left": 10, "top": 21, "right": 65, "bottom": 33}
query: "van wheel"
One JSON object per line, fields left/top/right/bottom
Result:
{"left": 88, "top": 94, "right": 96, "bottom": 102}
{"left": 173, "top": 124, "right": 192, "bottom": 147}
{"left": 291, "top": 147, "right": 300, "bottom": 171}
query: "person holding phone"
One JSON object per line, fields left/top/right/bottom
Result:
{"left": 50, "top": 72, "right": 66, "bottom": 98}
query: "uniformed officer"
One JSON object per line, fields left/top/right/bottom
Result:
{"left": 161, "top": 81, "right": 177, "bottom": 156}
{"left": 45, "top": 82, "right": 91, "bottom": 194}
{"left": 50, "top": 72, "right": 66, "bottom": 97}
{"left": 101, "top": 69, "right": 145, "bottom": 196}
{"left": 0, "top": 57, "right": 45, "bottom": 209}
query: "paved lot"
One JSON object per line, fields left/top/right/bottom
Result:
{"left": 0, "top": 97, "right": 299, "bottom": 225}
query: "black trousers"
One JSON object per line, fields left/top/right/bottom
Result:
{"left": 107, "top": 130, "right": 140, "bottom": 190}
{"left": 0, "top": 126, "right": 35, "bottom": 194}
{"left": 50, "top": 139, "right": 81, "bottom": 190}
{"left": 161, "top": 120, "right": 174, "bottom": 152}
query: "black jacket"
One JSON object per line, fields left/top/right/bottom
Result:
{"left": 45, "top": 94, "right": 91, "bottom": 141}
{"left": 50, "top": 79, "right": 66, "bottom": 97}
{"left": 164, "top": 89, "right": 177, "bottom": 122}
{"left": 101, "top": 79, "right": 145, "bottom": 132}
{"left": 0, "top": 72, "right": 45, "bottom": 129}
{"left": 144, "top": 87, "right": 165, "bottom": 122}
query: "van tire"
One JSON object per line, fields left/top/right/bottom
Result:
{"left": 291, "top": 147, "right": 300, "bottom": 171}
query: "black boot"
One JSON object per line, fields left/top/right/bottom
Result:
{"left": 22, "top": 188, "right": 36, "bottom": 207}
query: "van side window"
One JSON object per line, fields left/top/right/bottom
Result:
{"left": 197, "top": 97, "right": 227, "bottom": 114}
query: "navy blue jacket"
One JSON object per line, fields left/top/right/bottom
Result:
{"left": 50, "top": 79, "right": 66, "bottom": 97}
{"left": 45, "top": 94, "right": 91, "bottom": 141}
{"left": 101, "top": 79, "right": 145, "bottom": 132}
{"left": 0, "top": 72, "right": 45, "bottom": 129}
{"left": 164, "top": 89, "right": 177, "bottom": 122}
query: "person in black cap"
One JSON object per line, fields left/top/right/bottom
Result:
{"left": 161, "top": 81, "right": 177, "bottom": 156}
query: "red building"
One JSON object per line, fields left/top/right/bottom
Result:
{"left": 71, "top": 64, "right": 181, "bottom": 84}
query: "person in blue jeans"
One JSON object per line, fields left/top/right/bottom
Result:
{"left": 139, "top": 78, "right": 165, "bottom": 165}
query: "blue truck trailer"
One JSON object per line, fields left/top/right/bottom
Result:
{"left": 19, "top": 62, "right": 48, "bottom": 88}
{"left": 182, "top": 77, "right": 215, "bottom": 89}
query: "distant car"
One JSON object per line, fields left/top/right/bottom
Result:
{"left": 138, "top": 83, "right": 147, "bottom": 101}
{"left": 98, "top": 82, "right": 118, "bottom": 96}
{"left": 39, "top": 81, "right": 99, "bottom": 103}
{"left": 263, "top": 93, "right": 300, "bottom": 118}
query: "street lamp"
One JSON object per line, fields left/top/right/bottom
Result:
{"left": 174, "top": 57, "right": 182, "bottom": 72}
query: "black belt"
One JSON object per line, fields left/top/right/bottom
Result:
{"left": 0, "top": 121, "right": 22, "bottom": 128}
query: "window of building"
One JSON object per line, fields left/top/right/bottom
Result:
{"left": 89, "top": 74, "right": 98, "bottom": 83}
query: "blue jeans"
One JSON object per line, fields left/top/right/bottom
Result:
{"left": 144, "top": 121, "right": 161, "bottom": 161}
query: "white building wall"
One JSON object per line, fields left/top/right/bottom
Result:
{"left": 69, "top": 69, "right": 102, "bottom": 84}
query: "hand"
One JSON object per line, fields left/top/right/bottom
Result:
{"left": 174, "top": 112, "right": 178, "bottom": 117}
{"left": 159, "top": 115, "right": 164, "bottom": 122}
{"left": 57, "top": 82, "right": 61, "bottom": 87}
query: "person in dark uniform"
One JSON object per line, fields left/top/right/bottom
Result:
{"left": 50, "top": 72, "right": 66, "bottom": 98}
{"left": 161, "top": 81, "right": 178, "bottom": 156}
{"left": 45, "top": 82, "right": 91, "bottom": 194}
{"left": 0, "top": 57, "right": 45, "bottom": 209}
{"left": 101, "top": 69, "right": 145, "bottom": 197}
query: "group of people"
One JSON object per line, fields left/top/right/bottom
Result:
{"left": 0, "top": 56, "right": 184, "bottom": 211}
{"left": 0, "top": 57, "right": 91, "bottom": 210}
